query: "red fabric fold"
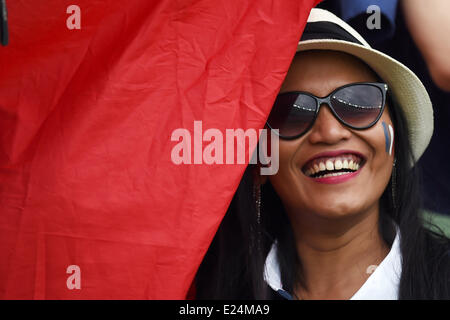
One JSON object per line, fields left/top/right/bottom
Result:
{"left": 0, "top": 0, "right": 320, "bottom": 299}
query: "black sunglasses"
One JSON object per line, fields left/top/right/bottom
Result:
{"left": 266, "top": 82, "right": 388, "bottom": 139}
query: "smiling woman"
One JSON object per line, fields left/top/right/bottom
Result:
{"left": 194, "top": 8, "right": 450, "bottom": 300}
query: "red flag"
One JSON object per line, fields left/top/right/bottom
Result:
{"left": 0, "top": 0, "right": 320, "bottom": 299}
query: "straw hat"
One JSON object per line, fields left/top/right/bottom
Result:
{"left": 296, "top": 8, "right": 433, "bottom": 163}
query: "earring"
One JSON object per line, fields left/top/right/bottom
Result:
{"left": 253, "top": 182, "right": 261, "bottom": 226}
{"left": 391, "top": 158, "right": 397, "bottom": 211}
{"left": 251, "top": 181, "right": 263, "bottom": 254}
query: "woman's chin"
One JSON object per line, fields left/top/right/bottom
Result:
{"left": 300, "top": 201, "right": 367, "bottom": 221}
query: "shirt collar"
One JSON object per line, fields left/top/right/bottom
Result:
{"left": 263, "top": 226, "right": 402, "bottom": 300}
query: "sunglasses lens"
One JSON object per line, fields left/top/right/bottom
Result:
{"left": 267, "top": 93, "right": 317, "bottom": 138}
{"left": 331, "top": 84, "right": 384, "bottom": 128}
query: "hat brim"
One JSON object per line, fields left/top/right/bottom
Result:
{"left": 296, "top": 39, "right": 433, "bottom": 163}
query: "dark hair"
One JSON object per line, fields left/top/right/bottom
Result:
{"left": 194, "top": 89, "right": 450, "bottom": 300}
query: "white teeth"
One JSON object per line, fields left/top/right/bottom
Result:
{"left": 319, "top": 162, "right": 326, "bottom": 171}
{"left": 305, "top": 156, "right": 363, "bottom": 178}
{"left": 334, "top": 159, "right": 343, "bottom": 170}
{"left": 318, "top": 171, "right": 353, "bottom": 178}
{"left": 326, "top": 160, "right": 334, "bottom": 171}
{"left": 343, "top": 159, "right": 349, "bottom": 169}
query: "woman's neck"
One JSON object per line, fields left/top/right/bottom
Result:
{"left": 287, "top": 203, "right": 390, "bottom": 300}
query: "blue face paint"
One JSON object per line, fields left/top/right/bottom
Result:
{"left": 382, "top": 121, "right": 394, "bottom": 156}
{"left": 382, "top": 121, "right": 390, "bottom": 153}
{"left": 388, "top": 124, "right": 394, "bottom": 156}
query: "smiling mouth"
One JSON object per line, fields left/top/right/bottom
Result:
{"left": 302, "top": 153, "right": 365, "bottom": 179}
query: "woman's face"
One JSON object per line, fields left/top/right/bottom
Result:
{"left": 268, "top": 50, "right": 394, "bottom": 220}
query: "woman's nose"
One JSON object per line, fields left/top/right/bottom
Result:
{"left": 307, "top": 104, "right": 352, "bottom": 145}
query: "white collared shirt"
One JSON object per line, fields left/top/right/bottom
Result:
{"left": 263, "top": 228, "right": 402, "bottom": 300}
